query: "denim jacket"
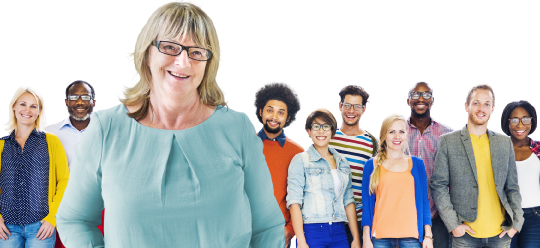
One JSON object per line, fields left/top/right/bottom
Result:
{"left": 286, "top": 145, "right": 355, "bottom": 224}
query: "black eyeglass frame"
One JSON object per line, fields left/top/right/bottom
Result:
{"left": 152, "top": 40, "right": 213, "bottom": 61}
{"left": 409, "top": 91, "right": 433, "bottom": 100}
{"left": 310, "top": 123, "right": 333, "bottom": 131}
{"left": 67, "top": 94, "right": 93, "bottom": 101}
{"left": 341, "top": 102, "right": 365, "bottom": 111}
{"left": 508, "top": 117, "right": 533, "bottom": 126}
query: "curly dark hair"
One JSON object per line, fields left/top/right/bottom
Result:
{"left": 501, "top": 100, "right": 537, "bottom": 136}
{"left": 339, "top": 85, "right": 369, "bottom": 105}
{"left": 65, "top": 80, "right": 96, "bottom": 99}
{"left": 254, "top": 83, "right": 300, "bottom": 127}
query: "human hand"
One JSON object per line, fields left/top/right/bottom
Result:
{"left": 422, "top": 237, "right": 433, "bottom": 248}
{"left": 363, "top": 238, "right": 373, "bottom": 248}
{"left": 284, "top": 228, "right": 293, "bottom": 247}
{"left": 0, "top": 217, "right": 10, "bottom": 240}
{"left": 36, "top": 220, "right": 55, "bottom": 240}
{"left": 499, "top": 228, "right": 518, "bottom": 238}
{"left": 452, "top": 224, "right": 475, "bottom": 237}
{"left": 351, "top": 238, "right": 361, "bottom": 248}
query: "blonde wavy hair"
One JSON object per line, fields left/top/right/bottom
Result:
{"left": 6, "top": 87, "right": 45, "bottom": 133}
{"left": 369, "top": 114, "right": 410, "bottom": 195}
{"left": 121, "top": 2, "right": 225, "bottom": 120}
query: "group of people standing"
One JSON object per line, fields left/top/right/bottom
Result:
{"left": 0, "top": 2, "right": 538, "bottom": 248}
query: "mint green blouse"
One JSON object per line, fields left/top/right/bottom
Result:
{"left": 56, "top": 105, "right": 285, "bottom": 247}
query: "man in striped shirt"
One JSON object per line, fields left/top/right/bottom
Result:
{"left": 329, "top": 85, "right": 379, "bottom": 247}
{"left": 406, "top": 82, "right": 453, "bottom": 248}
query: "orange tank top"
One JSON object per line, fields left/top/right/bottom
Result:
{"left": 371, "top": 157, "right": 418, "bottom": 239}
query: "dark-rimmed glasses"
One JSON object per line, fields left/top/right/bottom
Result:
{"left": 409, "top": 91, "right": 433, "bottom": 100}
{"left": 341, "top": 103, "right": 364, "bottom": 111}
{"left": 509, "top": 117, "right": 533, "bottom": 126}
{"left": 67, "top": 94, "right": 92, "bottom": 101}
{"left": 311, "top": 123, "right": 332, "bottom": 131}
{"left": 152, "top": 41, "right": 212, "bottom": 61}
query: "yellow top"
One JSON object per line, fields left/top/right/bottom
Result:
{"left": 465, "top": 134, "right": 505, "bottom": 238}
{"left": 0, "top": 133, "right": 69, "bottom": 226}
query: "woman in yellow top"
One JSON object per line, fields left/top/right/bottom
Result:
{"left": 0, "top": 87, "right": 69, "bottom": 248}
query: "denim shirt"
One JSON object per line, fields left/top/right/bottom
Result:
{"left": 286, "top": 145, "right": 355, "bottom": 224}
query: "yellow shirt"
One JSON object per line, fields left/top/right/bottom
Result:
{"left": 465, "top": 134, "right": 505, "bottom": 238}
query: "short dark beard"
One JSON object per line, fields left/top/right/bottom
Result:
{"left": 263, "top": 122, "right": 282, "bottom": 134}
{"left": 412, "top": 108, "right": 430, "bottom": 119}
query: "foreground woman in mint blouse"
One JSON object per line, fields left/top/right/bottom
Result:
{"left": 56, "top": 2, "right": 284, "bottom": 247}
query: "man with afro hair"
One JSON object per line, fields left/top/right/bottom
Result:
{"left": 254, "top": 83, "right": 304, "bottom": 247}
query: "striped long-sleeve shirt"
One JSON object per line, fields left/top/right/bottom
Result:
{"left": 329, "top": 129, "right": 376, "bottom": 221}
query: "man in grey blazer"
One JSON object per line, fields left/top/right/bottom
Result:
{"left": 431, "top": 84, "right": 523, "bottom": 248}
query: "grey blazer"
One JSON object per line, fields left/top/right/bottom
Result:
{"left": 431, "top": 126, "right": 524, "bottom": 233}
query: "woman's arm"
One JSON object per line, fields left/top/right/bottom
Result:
{"left": 423, "top": 225, "right": 433, "bottom": 248}
{"left": 43, "top": 134, "right": 69, "bottom": 227}
{"left": 346, "top": 203, "right": 360, "bottom": 248}
{"left": 363, "top": 225, "right": 373, "bottom": 248}
{"left": 56, "top": 115, "right": 105, "bottom": 248}
{"left": 290, "top": 204, "right": 308, "bottom": 248}
{"left": 240, "top": 114, "right": 285, "bottom": 248}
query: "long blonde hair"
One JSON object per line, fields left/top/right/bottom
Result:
{"left": 121, "top": 2, "right": 225, "bottom": 120}
{"left": 369, "top": 114, "right": 410, "bottom": 194}
{"left": 6, "top": 87, "right": 45, "bottom": 133}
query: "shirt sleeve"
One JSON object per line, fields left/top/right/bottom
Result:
{"left": 416, "top": 158, "right": 432, "bottom": 227}
{"left": 43, "top": 134, "right": 69, "bottom": 227}
{"left": 504, "top": 137, "right": 524, "bottom": 231}
{"left": 56, "top": 114, "right": 105, "bottom": 248}
{"left": 240, "top": 114, "right": 285, "bottom": 248}
{"left": 286, "top": 154, "right": 305, "bottom": 209}
{"left": 361, "top": 159, "right": 374, "bottom": 230}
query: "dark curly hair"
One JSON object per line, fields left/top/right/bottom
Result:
{"left": 65, "top": 80, "right": 96, "bottom": 99}
{"left": 339, "top": 85, "right": 369, "bottom": 105}
{"left": 254, "top": 83, "right": 300, "bottom": 127}
{"left": 501, "top": 100, "right": 537, "bottom": 136}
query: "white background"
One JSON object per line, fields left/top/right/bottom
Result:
{"left": 1, "top": 1, "right": 539, "bottom": 245}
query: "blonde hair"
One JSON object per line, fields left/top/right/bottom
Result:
{"left": 369, "top": 114, "right": 410, "bottom": 194}
{"left": 121, "top": 2, "right": 225, "bottom": 120}
{"left": 6, "top": 87, "right": 45, "bottom": 133}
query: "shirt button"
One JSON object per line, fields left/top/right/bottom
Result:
{"left": 330, "top": 188, "right": 333, "bottom": 191}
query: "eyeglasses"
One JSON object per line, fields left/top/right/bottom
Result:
{"left": 409, "top": 91, "right": 433, "bottom": 100}
{"left": 341, "top": 103, "right": 364, "bottom": 111}
{"left": 67, "top": 94, "right": 92, "bottom": 101}
{"left": 311, "top": 123, "right": 332, "bottom": 131}
{"left": 152, "top": 41, "right": 212, "bottom": 61}
{"left": 509, "top": 117, "right": 533, "bottom": 126}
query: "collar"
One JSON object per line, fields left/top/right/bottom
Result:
{"left": 60, "top": 117, "right": 87, "bottom": 132}
{"left": 407, "top": 116, "right": 436, "bottom": 130}
{"left": 258, "top": 128, "right": 287, "bottom": 147}
{"left": 530, "top": 137, "right": 540, "bottom": 148}
{"left": 2, "top": 128, "right": 40, "bottom": 141}
{"left": 306, "top": 144, "right": 343, "bottom": 164}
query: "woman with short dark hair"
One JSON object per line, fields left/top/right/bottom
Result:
{"left": 287, "top": 109, "right": 360, "bottom": 248}
{"left": 501, "top": 100, "right": 540, "bottom": 248}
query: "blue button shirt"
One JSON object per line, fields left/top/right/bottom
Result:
{"left": 44, "top": 117, "right": 88, "bottom": 168}
{"left": 0, "top": 129, "right": 49, "bottom": 225}
{"left": 258, "top": 128, "right": 287, "bottom": 147}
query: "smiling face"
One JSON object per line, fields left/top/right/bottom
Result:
{"left": 407, "top": 83, "right": 433, "bottom": 117}
{"left": 260, "top": 99, "right": 289, "bottom": 135}
{"left": 307, "top": 118, "right": 332, "bottom": 148}
{"left": 509, "top": 107, "right": 532, "bottom": 141}
{"left": 66, "top": 83, "right": 95, "bottom": 122}
{"left": 147, "top": 34, "right": 207, "bottom": 100}
{"left": 13, "top": 92, "right": 41, "bottom": 128}
{"left": 385, "top": 120, "right": 408, "bottom": 152}
{"left": 340, "top": 94, "right": 365, "bottom": 126}
{"left": 466, "top": 89, "right": 494, "bottom": 127}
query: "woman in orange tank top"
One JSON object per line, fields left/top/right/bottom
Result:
{"left": 361, "top": 115, "right": 433, "bottom": 248}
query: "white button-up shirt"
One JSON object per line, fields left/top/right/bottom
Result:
{"left": 44, "top": 117, "right": 88, "bottom": 168}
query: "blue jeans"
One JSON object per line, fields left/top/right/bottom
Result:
{"left": 452, "top": 232, "right": 511, "bottom": 248}
{"left": 432, "top": 214, "right": 451, "bottom": 248}
{"left": 371, "top": 237, "right": 422, "bottom": 248}
{"left": 510, "top": 207, "right": 540, "bottom": 248}
{"left": 300, "top": 222, "right": 349, "bottom": 248}
{"left": 0, "top": 221, "right": 56, "bottom": 248}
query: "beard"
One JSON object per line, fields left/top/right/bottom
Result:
{"left": 69, "top": 105, "right": 93, "bottom": 121}
{"left": 468, "top": 111, "right": 490, "bottom": 126}
{"left": 412, "top": 107, "right": 430, "bottom": 118}
{"left": 263, "top": 121, "right": 283, "bottom": 134}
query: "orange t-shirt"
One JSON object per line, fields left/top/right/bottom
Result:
{"left": 372, "top": 158, "right": 418, "bottom": 239}
{"left": 261, "top": 138, "right": 304, "bottom": 235}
